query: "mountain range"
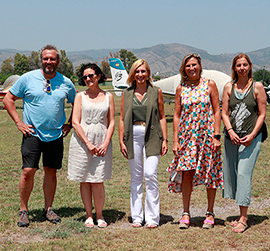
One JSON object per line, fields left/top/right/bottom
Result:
{"left": 1, "top": 43, "right": 269, "bottom": 77}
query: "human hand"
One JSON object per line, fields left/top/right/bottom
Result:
{"left": 229, "top": 130, "right": 241, "bottom": 145}
{"left": 120, "top": 142, "right": 128, "bottom": 159}
{"left": 172, "top": 142, "right": 180, "bottom": 156}
{"left": 16, "top": 121, "right": 35, "bottom": 136}
{"left": 212, "top": 138, "right": 221, "bottom": 152}
{"left": 161, "top": 140, "right": 168, "bottom": 156}
{"left": 62, "top": 124, "right": 71, "bottom": 137}
{"left": 97, "top": 142, "right": 109, "bottom": 157}
{"left": 239, "top": 134, "right": 254, "bottom": 147}
{"left": 86, "top": 142, "right": 98, "bottom": 156}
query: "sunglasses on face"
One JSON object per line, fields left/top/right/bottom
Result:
{"left": 82, "top": 74, "right": 95, "bottom": 80}
{"left": 43, "top": 79, "right": 51, "bottom": 93}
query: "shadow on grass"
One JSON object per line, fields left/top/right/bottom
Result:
{"left": 226, "top": 214, "right": 269, "bottom": 226}
{"left": 29, "top": 207, "right": 85, "bottom": 223}
{"left": 29, "top": 207, "right": 126, "bottom": 226}
{"left": 127, "top": 213, "right": 174, "bottom": 226}
{"left": 166, "top": 115, "right": 173, "bottom": 124}
{"left": 76, "top": 209, "right": 126, "bottom": 226}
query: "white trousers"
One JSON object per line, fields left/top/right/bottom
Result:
{"left": 128, "top": 125, "right": 160, "bottom": 225}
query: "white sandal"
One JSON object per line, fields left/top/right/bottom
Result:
{"left": 97, "top": 219, "right": 107, "bottom": 228}
{"left": 85, "top": 217, "right": 94, "bottom": 228}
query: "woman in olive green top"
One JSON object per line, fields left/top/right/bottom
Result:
{"left": 119, "top": 59, "right": 168, "bottom": 229}
{"left": 222, "top": 53, "right": 267, "bottom": 233}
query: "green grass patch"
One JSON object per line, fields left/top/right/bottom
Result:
{"left": 0, "top": 93, "right": 269, "bottom": 250}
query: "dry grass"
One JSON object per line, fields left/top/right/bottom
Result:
{"left": 0, "top": 87, "right": 269, "bottom": 250}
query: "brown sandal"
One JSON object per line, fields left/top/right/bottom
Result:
{"left": 232, "top": 221, "right": 248, "bottom": 233}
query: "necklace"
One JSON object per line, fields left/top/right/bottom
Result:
{"left": 188, "top": 79, "right": 200, "bottom": 87}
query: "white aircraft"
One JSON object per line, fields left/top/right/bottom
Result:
{"left": 0, "top": 75, "right": 20, "bottom": 101}
{"left": 109, "top": 58, "right": 231, "bottom": 103}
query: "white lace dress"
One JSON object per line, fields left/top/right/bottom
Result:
{"left": 67, "top": 92, "right": 112, "bottom": 182}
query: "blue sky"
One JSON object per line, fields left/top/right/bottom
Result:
{"left": 0, "top": 0, "right": 269, "bottom": 55}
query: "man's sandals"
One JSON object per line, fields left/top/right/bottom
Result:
{"left": 202, "top": 211, "right": 215, "bottom": 229}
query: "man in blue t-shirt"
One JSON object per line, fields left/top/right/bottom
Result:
{"left": 3, "top": 45, "right": 76, "bottom": 227}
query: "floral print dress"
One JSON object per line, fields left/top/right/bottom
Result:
{"left": 167, "top": 78, "right": 223, "bottom": 193}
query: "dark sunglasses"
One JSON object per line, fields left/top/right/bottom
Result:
{"left": 43, "top": 79, "right": 51, "bottom": 93}
{"left": 82, "top": 74, "right": 95, "bottom": 80}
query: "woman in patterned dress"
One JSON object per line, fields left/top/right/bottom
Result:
{"left": 168, "top": 53, "right": 223, "bottom": 229}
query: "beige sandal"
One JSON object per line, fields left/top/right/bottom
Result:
{"left": 232, "top": 221, "right": 248, "bottom": 233}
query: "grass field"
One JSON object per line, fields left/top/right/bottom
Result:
{"left": 0, "top": 86, "right": 269, "bottom": 250}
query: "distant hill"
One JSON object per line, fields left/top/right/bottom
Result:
{"left": 1, "top": 43, "right": 270, "bottom": 77}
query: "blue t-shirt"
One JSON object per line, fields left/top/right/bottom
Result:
{"left": 10, "top": 69, "right": 76, "bottom": 142}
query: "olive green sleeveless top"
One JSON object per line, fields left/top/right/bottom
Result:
{"left": 132, "top": 93, "right": 148, "bottom": 122}
{"left": 229, "top": 82, "right": 258, "bottom": 138}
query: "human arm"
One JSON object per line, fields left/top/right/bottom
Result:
{"left": 97, "top": 93, "right": 115, "bottom": 157}
{"left": 72, "top": 92, "right": 97, "bottom": 155}
{"left": 119, "top": 92, "right": 128, "bottom": 159}
{"left": 240, "top": 81, "right": 267, "bottom": 147}
{"left": 222, "top": 82, "right": 241, "bottom": 145}
{"left": 172, "top": 85, "right": 182, "bottom": 156}
{"left": 158, "top": 88, "right": 168, "bottom": 156}
{"left": 209, "top": 80, "right": 221, "bottom": 152}
{"left": 3, "top": 91, "right": 35, "bottom": 136}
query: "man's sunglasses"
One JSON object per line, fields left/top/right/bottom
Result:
{"left": 82, "top": 74, "right": 95, "bottom": 80}
{"left": 43, "top": 79, "right": 51, "bottom": 93}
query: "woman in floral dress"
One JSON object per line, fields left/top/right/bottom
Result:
{"left": 168, "top": 53, "right": 223, "bottom": 229}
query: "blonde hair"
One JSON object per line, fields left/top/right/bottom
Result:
{"left": 231, "top": 53, "right": 253, "bottom": 82}
{"left": 127, "top": 59, "right": 153, "bottom": 86}
{"left": 179, "top": 53, "right": 202, "bottom": 84}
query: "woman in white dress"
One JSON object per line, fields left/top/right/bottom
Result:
{"left": 68, "top": 63, "right": 115, "bottom": 228}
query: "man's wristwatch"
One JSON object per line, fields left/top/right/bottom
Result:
{"left": 214, "top": 134, "right": 221, "bottom": 140}
{"left": 67, "top": 122, "right": 73, "bottom": 129}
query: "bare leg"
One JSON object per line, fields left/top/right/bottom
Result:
{"left": 239, "top": 206, "right": 248, "bottom": 222}
{"left": 92, "top": 183, "right": 105, "bottom": 220}
{"left": 232, "top": 206, "right": 249, "bottom": 232}
{"left": 80, "top": 182, "right": 93, "bottom": 218}
{"left": 181, "top": 170, "right": 195, "bottom": 220}
{"left": 19, "top": 168, "right": 37, "bottom": 211}
{"left": 43, "top": 166, "right": 57, "bottom": 210}
{"left": 206, "top": 188, "right": 217, "bottom": 222}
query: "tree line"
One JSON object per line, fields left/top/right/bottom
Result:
{"left": 0, "top": 49, "right": 138, "bottom": 85}
{"left": 1, "top": 49, "right": 269, "bottom": 86}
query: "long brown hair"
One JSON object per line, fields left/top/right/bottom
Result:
{"left": 231, "top": 53, "right": 253, "bottom": 82}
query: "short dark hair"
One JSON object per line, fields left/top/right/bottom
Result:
{"left": 79, "top": 63, "right": 106, "bottom": 86}
{"left": 39, "top": 44, "right": 61, "bottom": 61}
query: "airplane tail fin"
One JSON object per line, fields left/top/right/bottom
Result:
{"left": 109, "top": 58, "right": 129, "bottom": 96}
